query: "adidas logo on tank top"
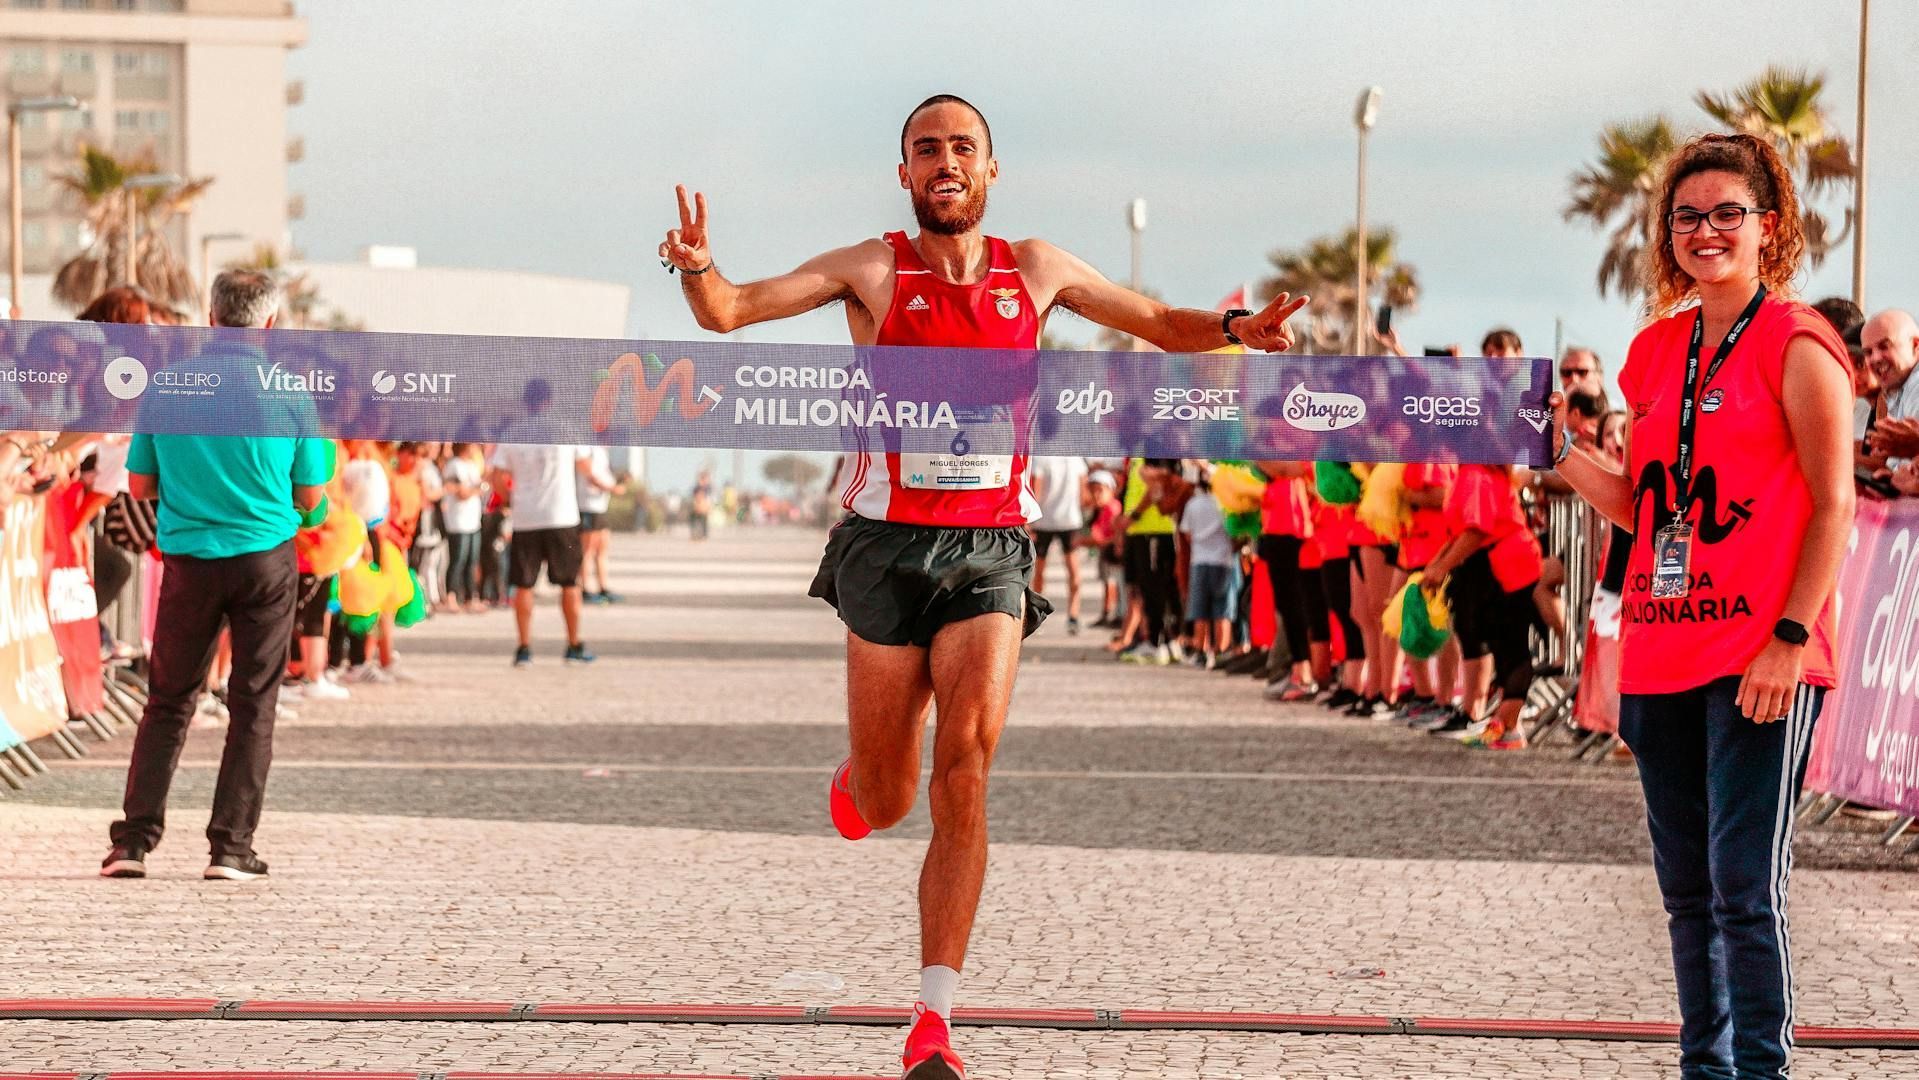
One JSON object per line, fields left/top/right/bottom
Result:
{"left": 906, "top": 294, "right": 930, "bottom": 312}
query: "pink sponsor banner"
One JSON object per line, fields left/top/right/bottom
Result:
{"left": 1806, "top": 497, "right": 1919, "bottom": 813}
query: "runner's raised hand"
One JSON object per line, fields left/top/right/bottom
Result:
{"left": 658, "top": 185, "right": 712, "bottom": 273}
{"left": 1232, "top": 292, "right": 1310, "bottom": 353}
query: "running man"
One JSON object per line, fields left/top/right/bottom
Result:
{"left": 660, "top": 94, "right": 1306, "bottom": 1079}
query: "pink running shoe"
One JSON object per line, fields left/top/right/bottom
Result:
{"left": 830, "top": 758, "right": 871, "bottom": 841}
{"left": 901, "top": 1002, "right": 966, "bottom": 1079}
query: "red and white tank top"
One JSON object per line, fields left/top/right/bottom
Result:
{"left": 837, "top": 231, "right": 1041, "bottom": 527}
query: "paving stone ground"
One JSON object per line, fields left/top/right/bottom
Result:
{"left": 3, "top": 526, "right": 1916, "bottom": 1077}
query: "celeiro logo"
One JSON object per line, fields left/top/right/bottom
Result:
{"left": 1404, "top": 393, "right": 1482, "bottom": 427}
{"left": 103, "top": 355, "right": 148, "bottom": 400}
{"left": 1056, "top": 381, "right": 1115, "bottom": 424}
{"left": 371, "top": 369, "right": 458, "bottom": 397}
{"left": 1283, "top": 382, "right": 1367, "bottom": 432}
{"left": 255, "top": 362, "right": 334, "bottom": 395}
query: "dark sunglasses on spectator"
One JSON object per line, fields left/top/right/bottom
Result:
{"left": 1560, "top": 367, "right": 1593, "bottom": 378}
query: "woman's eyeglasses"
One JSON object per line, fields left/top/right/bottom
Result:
{"left": 1667, "top": 204, "right": 1769, "bottom": 234}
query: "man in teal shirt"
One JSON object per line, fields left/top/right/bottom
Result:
{"left": 103, "top": 270, "right": 330, "bottom": 883}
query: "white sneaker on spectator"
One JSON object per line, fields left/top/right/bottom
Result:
{"left": 191, "top": 696, "right": 228, "bottom": 729}
{"left": 303, "top": 677, "right": 350, "bottom": 702}
{"left": 279, "top": 681, "right": 305, "bottom": 703}
{"left": 380, "top": 664, "right": 417, "bottom": 684}
{"left": 343, "top": 663, "right": 390, "bottom": 685}
{"left": 277, "top": 701, "right": 299, "bottom": 722}
{"left": 1166, "top": 641, "right": 1185, "bottom": 663}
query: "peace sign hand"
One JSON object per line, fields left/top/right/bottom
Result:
{"left": 658, "top": 184, "right": 712, "bottom": 273}
{"left": 1234, "top": 292, "right": 1311, "bottom": 353}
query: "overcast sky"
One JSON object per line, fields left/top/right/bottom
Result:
{"left": 287, "top": 0, "right": 1918, "bottom": 491}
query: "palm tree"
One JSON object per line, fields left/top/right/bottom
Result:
{"left": 1563, "top": 116, "right": 1679, "bottom": 301}
{"left": 51, "top": 144, "right": 211, "bottom": 312}
{"left": 1568, "top": 68, "right": 1856, "bottom": 303}
{"left": 1260, "top": 226, "right": 1420, "bottom": 354}
{"left": 1695, "top": 66, "right": 1856, "bottom": 263}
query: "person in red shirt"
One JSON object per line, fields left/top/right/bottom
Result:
{"left": 660, "top": 94, "right": 1307, "bottom": 1079}
{"left": 1420, "top": 464, "right": 1542, "bottom": 749}
{"left": 1553, "top": 133, "right": 1853, "bottom": 1080}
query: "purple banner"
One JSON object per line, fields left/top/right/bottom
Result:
{"left": 0, "top": 320, "right": 1552, "bottom": 464}
{"left": 1808, "top": 498, "right": 1919, "bottom": 814}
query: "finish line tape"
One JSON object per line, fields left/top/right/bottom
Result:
{"left": 5, "top": 321, "right": 1553, "bottom": 465}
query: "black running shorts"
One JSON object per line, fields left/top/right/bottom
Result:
{"left": 509, "top": 526, "right": 583, "bottom": 589}
{"left": 808, "top": 515, "right": 1052, "bottom": 648}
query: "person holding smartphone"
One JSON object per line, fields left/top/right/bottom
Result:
{"left": 1551, "top": 133, "right": 1852, "bottom": 1080}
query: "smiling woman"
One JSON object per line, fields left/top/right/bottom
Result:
{"left": 1551, "top": 132, "right": 1855, "bottom": 1080}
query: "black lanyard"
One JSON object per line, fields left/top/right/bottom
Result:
{"left": 1672, "top": 285, "right": 1767, "bottom": 525}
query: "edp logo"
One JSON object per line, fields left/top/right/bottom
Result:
{"left": 1056, "top": 381, "right": 1115, "bottom": 424}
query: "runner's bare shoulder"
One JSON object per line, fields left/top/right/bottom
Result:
{"left": 1010, "top": 238, "right": 1101, "bottom": 312}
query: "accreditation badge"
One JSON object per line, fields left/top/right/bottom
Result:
{"left": 1650, "top": 522, "right": 1693, "bottom": 600}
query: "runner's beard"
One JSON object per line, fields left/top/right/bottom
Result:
{"left": 912, "top": 183, "right": 988, "bottom": 236}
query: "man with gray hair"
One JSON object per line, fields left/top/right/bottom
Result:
{"left": 1863, "top": 310, "right": 1919, "bottom": 484}
{"left": 102, "top": 269, "right": 332, "bottom": 881}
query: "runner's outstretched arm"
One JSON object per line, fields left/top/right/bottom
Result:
{"left": 660, "top": 185, "right": 864, "bottom": 334}
{"left": 1025, "top": 240, "right": 1308, "bottom": 353}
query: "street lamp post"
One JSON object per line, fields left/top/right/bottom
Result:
{"left": 1354, "top": 87, "right": 1383, "bottom": 355}
{"left": 120, "top": 172, "right": 180, "bottom": 290}
{"left": 7, "top": 95, "right": 82, "bottom": 320}
{"left": 199, "top": 231, "right": 246, "bottom": 322}
{"left": 1127, "top": 198, "right": 1145, "bottom": 350}
{"left": 1852, "top": 0, "right": 1869, "bottom": 307}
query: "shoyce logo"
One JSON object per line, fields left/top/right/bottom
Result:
{"left": 256, "top": 363, "right": 335, "bottom": 395}
{"left": 1403, "top": 394, "right": 1482, "bottom": 427}
{"left": 104, "top": 355, "right": 147, "bottom": 400}
{"left": 1283, "top": 382, "right": 1366, "bottom": 432}
{"left": 1056, "top": 381, "right": 1115, "bottom": 424}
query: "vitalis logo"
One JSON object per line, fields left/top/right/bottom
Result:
{"left": 590, "top": 353, "right": 724, "bottom": 433}
{"left": 1283, "top": 383, "right": 1366, "bottom": 431}
{"left": 255, "top": 363, "right": 335, "bottom": 394}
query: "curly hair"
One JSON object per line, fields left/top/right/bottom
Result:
{"left": 76, "top": 286, "right": 155, "bottom": 325}
{"left": 1646, "top": 132, "right": 1804, "bottom": 319}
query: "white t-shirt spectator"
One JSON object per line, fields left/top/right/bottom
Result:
{"left": 577, "top": 446, "right": 615, "bottom": 515}
{"left": 441, "top": 454, "right": 483, "bottom": 535}
{"left": 1179, "top": 493, "right": 1234, "bottom": 567}
{"left": 91, "top": 437, "right": 131, "bottom": 497}
{"left": 1029, "top": 456, "right": 1088, "bottom": 532}
{"left": 491, "top": 429, "right": 589, "bottom": 531}
{"left": 342, "top": 456, "right": 391, "bottom": 527}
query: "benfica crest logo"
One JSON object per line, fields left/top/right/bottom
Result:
{"left": 990, "top": 288, "right": 1021, "bottom": 320}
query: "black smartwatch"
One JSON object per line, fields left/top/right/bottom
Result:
{"left": 1773, "top": 618, "right": 1810, "bottom": 647}
{"left": 1221, "top": 308, "right": 1253, "bottom": 346}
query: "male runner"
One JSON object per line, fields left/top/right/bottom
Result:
{"left": 660, "top": 94, "right": 1305, "bottom": 1079}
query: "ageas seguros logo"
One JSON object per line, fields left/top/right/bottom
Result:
{"left": 1282, "top": 382, "right": 1367, "bottom": 432}
{"left": 1402, "top": 393, "right": 1482, "bottom": 428}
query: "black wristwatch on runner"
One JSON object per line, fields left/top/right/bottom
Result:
{"left": 1773, "top": 618, "right": 1810, "bottom": 647}
{"left": 1221, "top": 308, "right": 1252, "bottom": 346}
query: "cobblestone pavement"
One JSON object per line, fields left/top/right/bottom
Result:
{"left": 3, "top": 527, "right": 1916, "bottom": 1077}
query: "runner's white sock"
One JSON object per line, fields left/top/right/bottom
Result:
{"left": 919, "top": 965, "right": 959, "bottom": 1021}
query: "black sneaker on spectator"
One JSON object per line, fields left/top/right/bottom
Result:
{"left": 513, "top": 645, "right": 532, "bottom": 668}
{"left": 1421, "top": 708, "right": 1474, "bottom": 736}
{"left": 564, "top": 642, "right": 596, "bottom": 665}
{"left": 1322, "top": 687, "right": 1361, "bottom": 711}
{"left": 204, "top": 854, "right": 269, "bottom": 881}
{"left": 100, "top": 845, "right": 148, "bottom": 878}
